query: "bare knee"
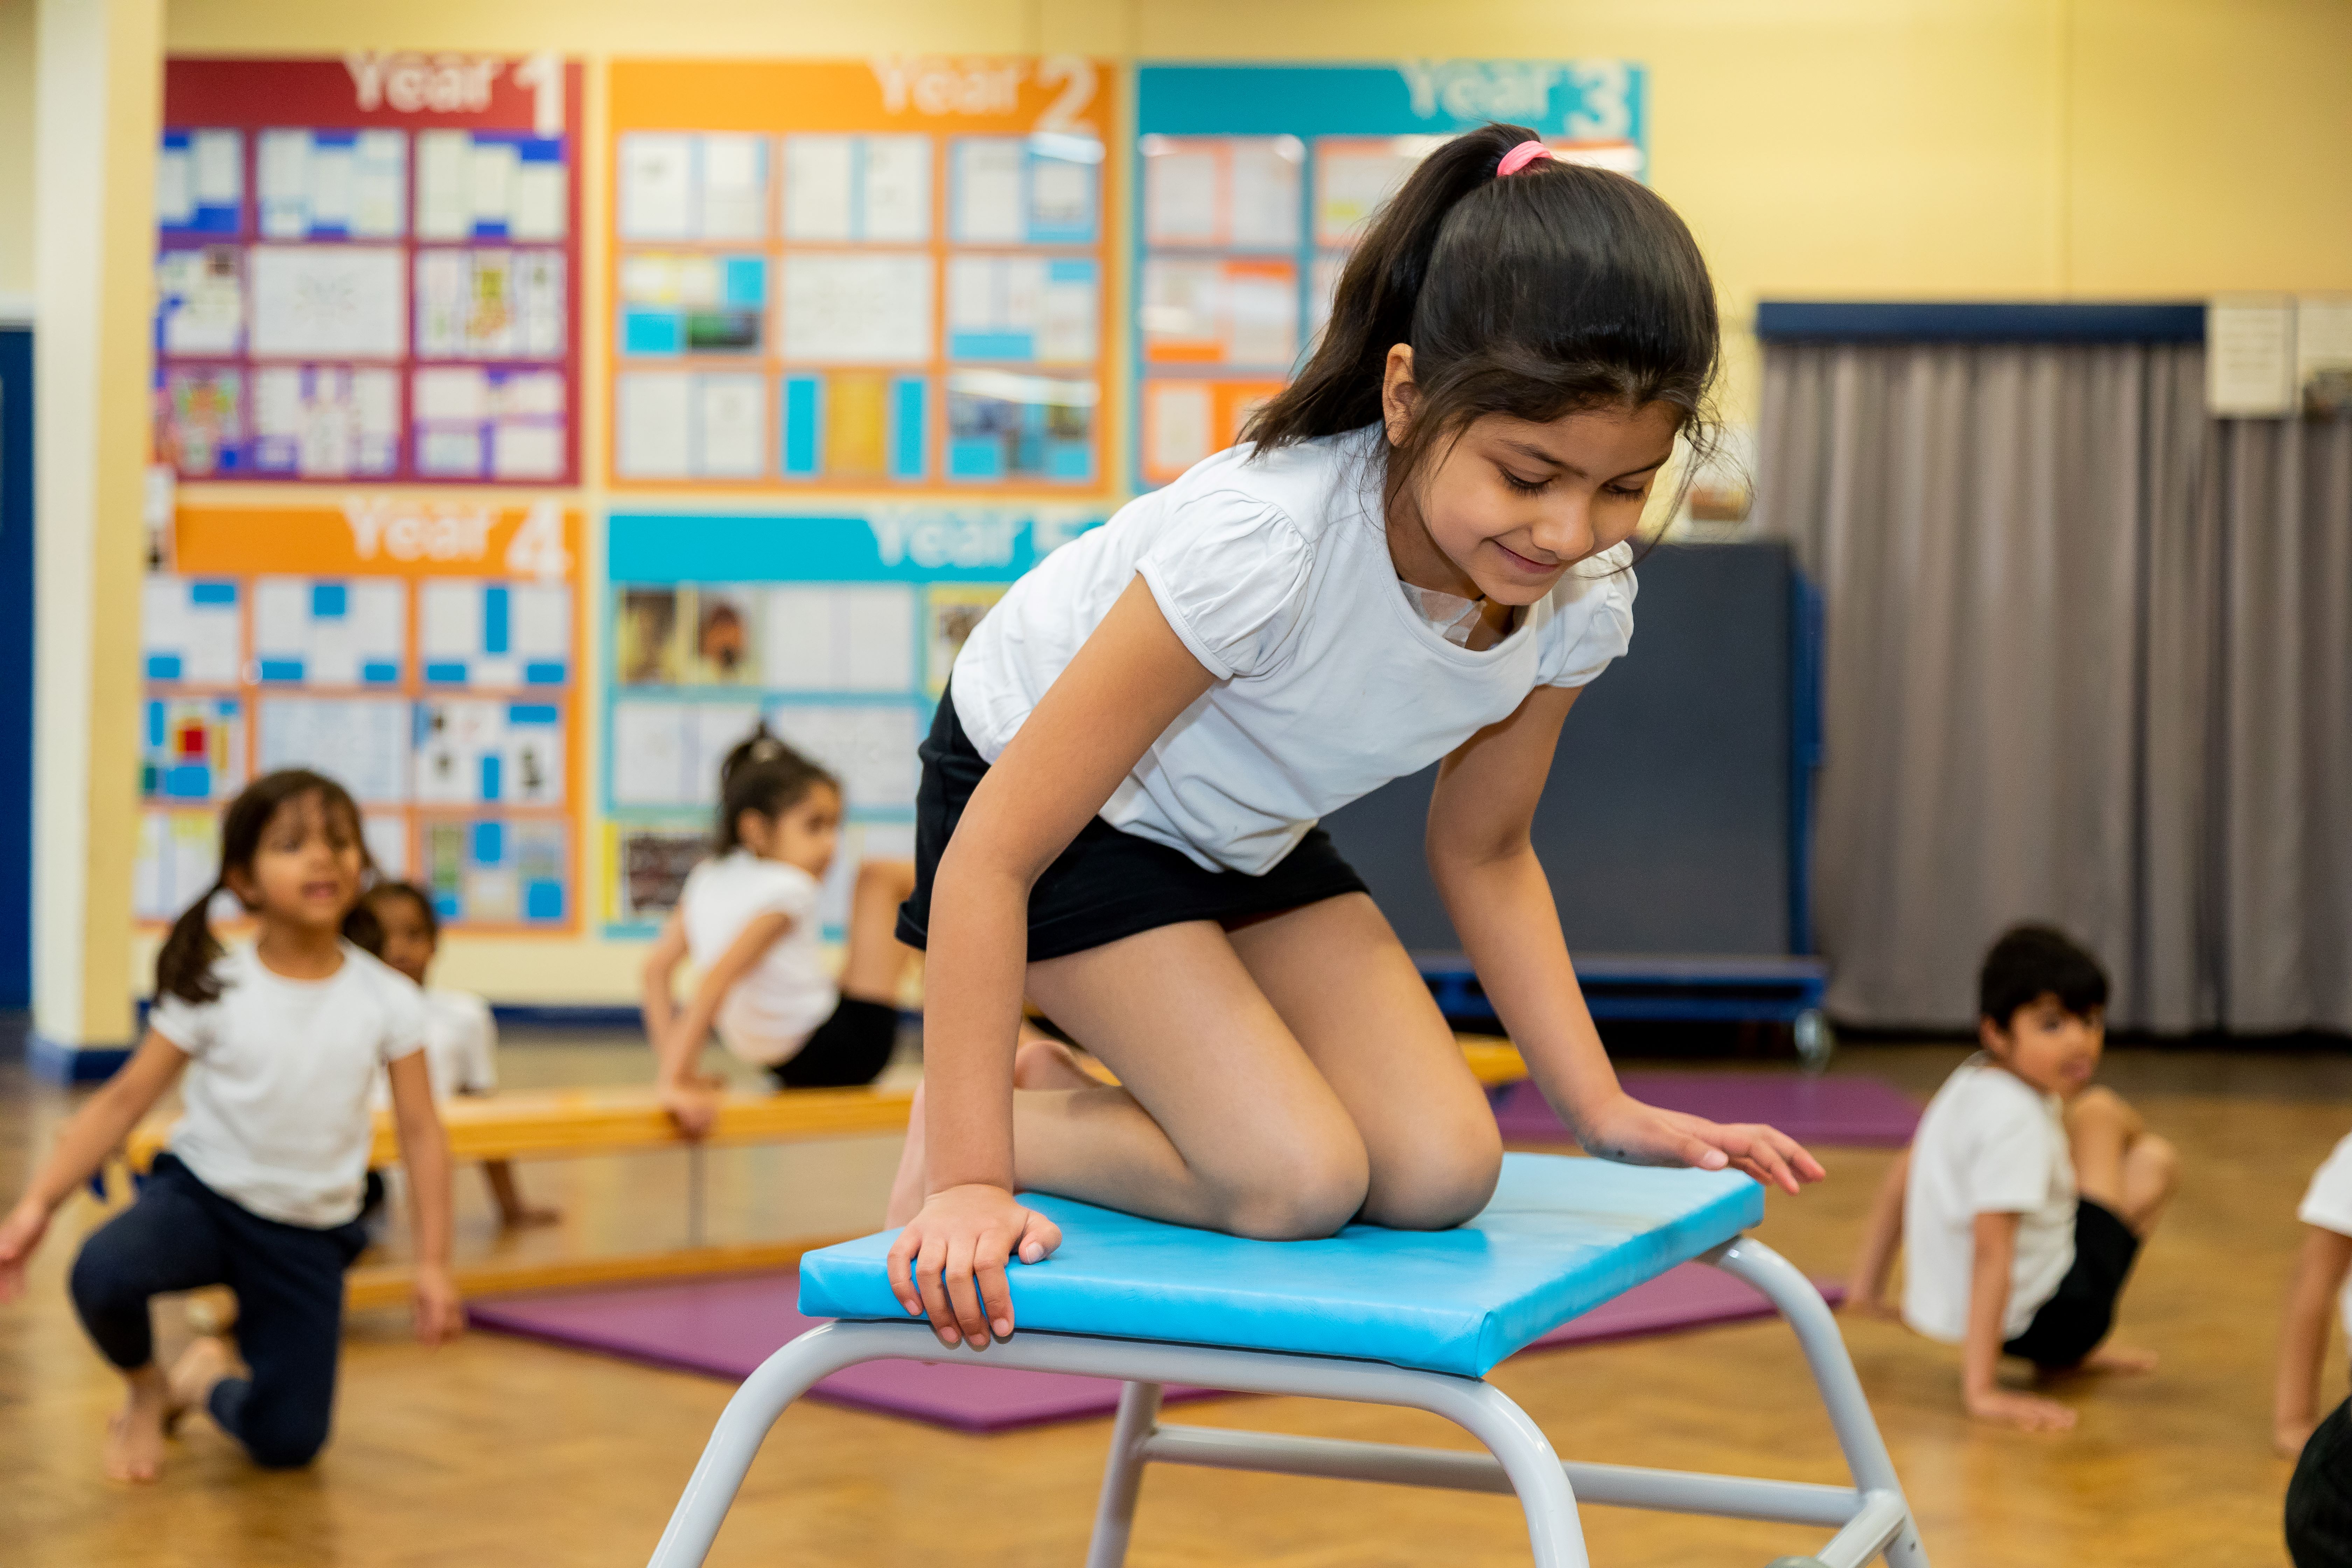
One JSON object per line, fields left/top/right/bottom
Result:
{"left": 1360, "top": 1125, "right": 1503, "bottom": 1232}
{"left": 1215, "top": 1133, "right": 1371, "bottom": 1242}
{"left": 2066, "top": 1085, "right": 2135, "bottom": 1132}
{"left": 856, "top": 859, "right": 917, "bottom": 899}
{"left": 2134, "top": 1132, "right": 2180, "bottom": 1190}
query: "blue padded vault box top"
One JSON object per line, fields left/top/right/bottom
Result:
{"left": 797, "top": 1153, "right": 1763, "bottom": 1378}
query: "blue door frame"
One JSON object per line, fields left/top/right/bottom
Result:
{"left": 0, "top": 326, "right": 31, "bottom": 1009}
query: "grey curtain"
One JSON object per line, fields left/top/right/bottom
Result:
{"left": 1755, "top": 340, "right": 2352, "bottom": 1035}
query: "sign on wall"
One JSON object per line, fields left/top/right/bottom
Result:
{"left": 605, "top": 57, "right": 1118, "bottom": 493}
{"left": 154, "top": 54, "right": 584, "bottom": 485}
{"left": 1132, "top": 60, "right": 1647, "bottom": 486}
{"left": 138, "top": 499, "right": 585, "bottom": 931}
{"left": 601, "top": 507, "right": 1097, "bottom": 934}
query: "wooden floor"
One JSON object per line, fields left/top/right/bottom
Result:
{"left": 5, "top": 1031, "right": 2347, "bottom": 1567}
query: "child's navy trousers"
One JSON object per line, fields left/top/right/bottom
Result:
{"left": 69, "top": 1153, "right": 368, "bottom": 1468}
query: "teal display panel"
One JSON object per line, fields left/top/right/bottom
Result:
{"left": 1131, "top": 60, "right": 1647, "bottom": 489}
{"left": 601, "top": 508, "right": 1098, "bottom": 937}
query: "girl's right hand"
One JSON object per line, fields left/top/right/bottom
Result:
{"left": 658, "top": 1079, "right": 723, "bottom": 1139}
{"left": 885, "top": 1183, "right": 1063, "bottom": 1350}
{"left": 0, "top": 1198, "right": 50, "bottom": 1301}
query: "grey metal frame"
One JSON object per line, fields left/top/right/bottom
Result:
{"left": 645, "top": 1236, "right": 1927, "bottom": 1568}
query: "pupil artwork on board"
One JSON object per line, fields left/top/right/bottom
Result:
{"left": 134, "top": 54, "right": 1647, "bottom": 949}
{"left": 606, "top": 58, "right": 1115, "bottom": 491}
{"left": 153, "top": 55, "right": 582, "bottom": 485}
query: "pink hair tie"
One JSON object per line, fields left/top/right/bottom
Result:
{"left": 1496, "top": 139, "right": 1553, "bottom": 177}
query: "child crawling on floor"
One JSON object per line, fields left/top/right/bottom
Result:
{"left": 1847, "top": 925, "right": 2179, "bottom": 1431}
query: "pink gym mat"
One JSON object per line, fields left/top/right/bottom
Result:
{"left": 1493, "top": 1071, "right": 1920, "bottom": 1148}
{"left": 467, "top": 1262, "right": 1844, "bottom": 1433}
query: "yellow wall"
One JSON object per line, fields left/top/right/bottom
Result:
{"left": 0, "top": 0, "right": 34, "bottom": 306}
{"left": 26, "top": 0, "right": 2352, "bottom": 1004}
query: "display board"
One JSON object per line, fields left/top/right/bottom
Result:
{"left": 138, "top": 500, "right": 585, "bottom": 931}
{"left": 602, "top": 507, "right": 1097, "bottom": 936}
{"left": 155, "top": 54, "right": 584, "bottom": 484}
{"left": 1132, "top": 60, "right": 1646, "bottom": 486}
{"left": 606, "top": 57, "right": 1116, "bottom": 493}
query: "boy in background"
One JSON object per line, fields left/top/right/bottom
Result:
{"left": 2277, "top": 1133, "right": 2352, "bottom": 1566}
{"left": 1847, "top": 925, "right": 2177, "bottom": 1431}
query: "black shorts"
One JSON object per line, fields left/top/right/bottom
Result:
{"left": 2002, "top": 1196, "right": 2142, "bottom": 1369}
{"left": 2289, "top": 1398, "right": 2352, "bottom": 1568}
{"left": 895, "top": 684, "right": 1370, "bottom": 962}
{"left": 770, "top": 997, "right": 901, "bottom": 1090}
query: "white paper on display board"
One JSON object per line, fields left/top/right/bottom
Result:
{"left": 257, "top": 696, "right": 410, "bottom": 803}
{"left": 415, "top": 366, "right": 489, "bottom": 423}
{"left": 952, "top": 139, "right": 1026, "bottom": 243}
{"left": 308, "top": 144, "right": 356, "bottom": 231}
{"left": 699, "top": 135, "right": 768, "bottom": 240}
{"left": 766, "top": 704, "right": 920, "bottom": 810}
{"left": 862, "top": 136, "right": 931, "bottom": 242}
{"left": 619, "top": 133, "right": 695, "bottom": 239}
{"left": 781, "top": 254, "right": 933, "bottom": 364}
{"left": 1230, "top": 139, "right": 1304, "bottom": 250}
{"left": 156, "top": 146, "right": 194, "bottom": 226}
{"left": 610, "top": 703, "right": 686, "bottom": 805}
{"left": 193, "top": 130, "right": 242, "bottom": 207}
{"left": 248, "top": 246, "right": 407, "bottom": 359}
{"left": 1225, "top": 266, "right": 1298, "bottom": 366}
{"left": 158, "top": 251, "right": 244, "bottom": 357}
{"left": 761, "top": 584, "right": 915, "bottom": 692}
{"left": 1147, "top": 382, "right": 1214, "bottom": 476}
{"left": 415, "top": 130, "right": 473, "bottom": 241}
{"left": 471, "top": 140, "right": 518, "bottom": 229}
{"left": 493, "top": 422, "right": 565, "bottom": 480}
{"left": 511, "top": 583, "right": 570, "bottom": 659}
{"left": 351, "top": 131, "right": 408, "bottom": 238}
{"left": 420, "top": 580, "right": 484, "bottom": 661}
{"left": 511, "top": 161, "right": 567, "bottom": 241}
{"left": 1144, "top": 146, "right": 1220, "bottom": 246}
{"left": 616, "top": 372, "right": 693, "bottom": 477}
{"left": 695, "top": 375, "right": 767, "bottom": 476}
{"left": 2296, "top": 298, "right": 2352, "bottom": 386}
{"left": 364, "top": 814, "right": 408, "bottom": 880}
{"left": 258, "top": 130, "right": 312, "bottom": 237}
{"left": 252, "top": 578, "right": 308, "bottom": 662}
{"left": 2206, "top": 298, "right": 2297, "bottom": 416}
{"left": 784, "top": 135, "right": 856, "bottom": 241}
{"left": 1030, "top": 158, "right": 1093, "bottom": 232}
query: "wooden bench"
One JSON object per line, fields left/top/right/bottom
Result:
{"left": 115, "top": 1037, "right": 1530, "bottom": 1311}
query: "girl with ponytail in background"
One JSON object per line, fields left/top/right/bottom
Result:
{"left": 883, "top": 124, "right": 1826, "bottom": 1353}
{"left": 0, "top": 770, "right": 460, "bottom": 1480}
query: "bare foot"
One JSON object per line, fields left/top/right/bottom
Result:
{"left": 166, "top": 1336, "right": 233, "bottom": 1433}
{"left": 2073, "top": 1343, "right": 2158, "bottom": 1376}
{"left": 883, "top": 1040, "right": 1108, "bottom": 1226}
{"left": 884, "top": 1078, "right": 927, "bottom": 1228}
{"left": 104, "top": 1368, "right": 174, "bottom": 1482}
{"left": 498, "top": 1205, "right": 564, "bottom": 1229}
{"left": 1965, "top": 1386, "right": 2077, "bottom": 1433}
{"left": 1842, "top": 1295, "right": 1904, "bottom": 1322}
{"left": 1014, "top": 1036, "right": 1110, "bottom": 1091}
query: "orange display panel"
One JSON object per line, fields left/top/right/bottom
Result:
{"left": 606, "top": 57, "right": 1118, "bottom": 495}
{"left": 137, "top": 501, "right": 585, "bottom": 934}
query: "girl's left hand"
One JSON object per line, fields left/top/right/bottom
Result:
{"left": 412, "top": 1263, "right": 465, "bottom": 1346}
{"left": 1573, "top": 1092, "right": 1825, "bottom": 1195}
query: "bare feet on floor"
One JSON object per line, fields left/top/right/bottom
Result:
{"left": 883, "top": 1036, "right": 1111, "bottom": 1227}
{"left": 2067, "top": 1342, "right": 2159, "bottom": 1376}
{"left": 103, "top": 1368, "right": 174, "bottom": 1483}
{"left": 166, "top": 1336, "right": 234, "bottom": 1433}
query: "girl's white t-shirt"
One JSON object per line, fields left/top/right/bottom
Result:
{"left": 2298, "top": 1131, "right": 2352, "bottom": 1335}
{"left": 1900, "top": 1056, "right": 2078, "bottom": 1343}
{"left": 149, "top": 942, "right": 427, "bottom": 1228}
{"left": 679, "top": 851, "right": 837, "bottom": 1066}
{"left": 950, "top": 426, "right": 1638, "bottom": 875}
{"left": 371, "top": 988, "right": 498, "bottom": 1110}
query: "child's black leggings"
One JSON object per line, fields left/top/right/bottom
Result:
{"left": 69, "top": 1154, "right": 367, "bottom": 1469}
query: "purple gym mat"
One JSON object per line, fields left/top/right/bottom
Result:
{"left": 1493, "top": 1071, "right": 1920, "bottom": 1148}
{"left": 467, "top": 1263, "right": 1843, "bottom": 1433}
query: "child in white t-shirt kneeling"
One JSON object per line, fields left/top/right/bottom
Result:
{"left": 365, "top": 881, "right": 556, "bottom": 1228}
{"left": 1849, "top": 925, "right": 2178, "bottom": 1432}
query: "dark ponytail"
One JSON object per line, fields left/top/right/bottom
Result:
{"left": 155, "top": 769, "right": 380, "bottom": 1005}
{"left": 713, "top": 723, "right": 838, "bottom": 853}
{"left": 1246, "top": 122, "right": 1721, "bottom": 513}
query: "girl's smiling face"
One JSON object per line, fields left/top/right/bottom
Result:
{"left": 1381, "top": 345, "right": 1681, "bottom": 608}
